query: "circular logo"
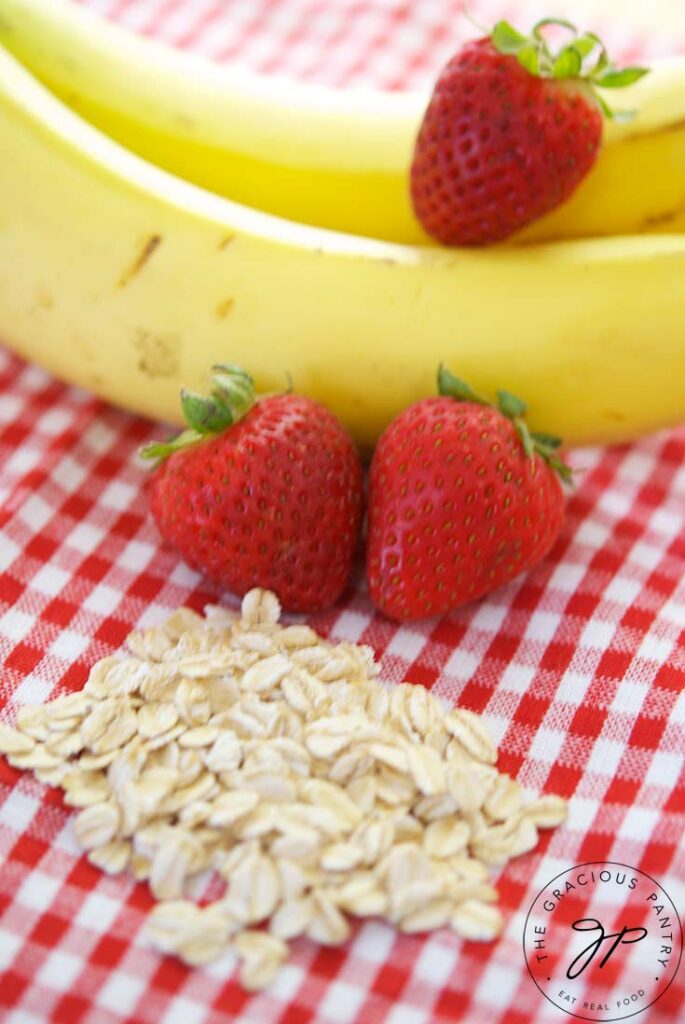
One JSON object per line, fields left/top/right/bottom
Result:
{"left": 523, "top": 861, "right": 682, "bottom": 1021}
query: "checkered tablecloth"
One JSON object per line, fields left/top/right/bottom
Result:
{"left": 1, "top": 2, "right": 684, "bottom": 1022}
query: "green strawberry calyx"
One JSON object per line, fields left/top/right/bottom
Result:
{"left": 490, "top": 17, "right": 649, "bottom": 121}
{"left": 437, "top": 365, "right": 573, "bottom": 483}
{"left": 140, "top": 364, "right": 256, "bottom": 462}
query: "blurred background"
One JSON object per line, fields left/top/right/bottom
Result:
{"left": 76, "top": 0, "right": 685, "bottom": 88}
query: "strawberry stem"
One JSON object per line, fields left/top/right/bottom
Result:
{"left": 437, "top": 365, "right": 573, "bottom": 483}
{"left": 140, "top": 364, "right": 256, "bottom": 463}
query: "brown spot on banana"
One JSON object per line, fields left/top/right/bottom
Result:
{"left": 642, "top": 202, "right": 685, "bottom": 229}
{"left": 132, "top": 329, "right": 180, "bottom": 379}
{"left": 29, "top": 288, "right": 54, "bottom": 314}
{"left": 215, "top": 298, "right": 235, "bottom": 319}
{"left": 217, "top": 233, "right": 235, "bottom": 250}
{"left": 118, "top": 234, "right": 162, "bottom": 288}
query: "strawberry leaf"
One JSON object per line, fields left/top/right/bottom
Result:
{"left": 548, "top": 456, "right": 575, "bottom": 484}
{"left": 211, "top": 364, "right": 256, "bottom": 422}
{"left": 491, "top": 20, "right": 528, "bottom": 54}
{"left": 437, "top": 365, "right": 488, "bottom": 404}
{"left": 140, "top": 429, "right": 203, "bottom": 462}
{"left": 180, "top": 389, "right": 233, "bottom": 434}
{"left": 594, "top": 66, "right": 649, "bottom": 88}
{"left": 572, "top": 32, "right": 602, "bottom": 59}
{"left": 515, "top": 419, "right": 535, "bottom": 459}
{"left": 530, "top": 431, "right": 563, "bottom": 449}
{"left": 497, "top": 390, "right": 527, "bottom": 419}
{"left": 553, "top": 46, "right": 582, "bottom": 78}
{"left": 516, "top": 43, "right": 541, "bottom": 76}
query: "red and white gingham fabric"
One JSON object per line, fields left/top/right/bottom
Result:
{"left": 1, "top": 2, "right": 684, "bottom": 1022}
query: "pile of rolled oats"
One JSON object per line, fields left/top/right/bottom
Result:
{"left": 0, "top": 589, "right": 566, "bottom": 990}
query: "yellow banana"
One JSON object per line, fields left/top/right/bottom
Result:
{"left": 1, "top": 44, "right": 685, "bottom": 451}
{"left": 2, "top": 0, "right": 685, "bottom": 246}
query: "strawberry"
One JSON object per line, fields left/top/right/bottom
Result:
{"left": 366, "top": 368, "right": 571, "bottom": 621}
{"left": 410, "top": 19, "right": 647, "bottom": 246}
{"left": 141, "top": 365, "right": 364, "bottom": 613}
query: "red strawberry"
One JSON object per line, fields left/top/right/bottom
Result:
{"left": 141, "top": 365, "right": 363, "bottom": 613}
{"left": 410, "top": 19, "right": 647, "bottom": 245}
{"left": 366, "top": 368, "right": 570, "bottom": 621}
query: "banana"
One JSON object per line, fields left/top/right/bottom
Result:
{"left": 1, "top": 43, "right": 685, "bottom": 451}
{"left": 2, "top": 0, "right": 685, "bottom": 246}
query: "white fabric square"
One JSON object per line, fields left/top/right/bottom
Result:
{"left": 637, "top": 632, "right": 674, "bottom": 664}
{"left": 319, "top": 980, "right": 368, "bottom": 1022}
{"left": 470, "top": 601, "right": 509, "bottom": 633}
{"left": 619, "top": 452, "right": 654, "bottom": 484}
{"left": 53, "top": 456, "right": 88, "bottom": 493}
{"left": 51, "top": 819, "right": 82, "bottom": 857}
{"left": 67, "top": 522, "right": 106, "bottom": 555}
{"left": 604, "top": 575, "right": 642, "bottom": 605}
{"left": 630, "top": 541, "right": 663, "bottom": 571}
{"left": 0, "top": 534, "right": 21, "bottom": 572}
{"left": 476, "top": 960, "right": 521, "bottom": 1011}
{"left": 352, "top": 921, "right": 396, "bottom": 964}
{"left": 525, "top": 611, "right": 561, "bottom": 643}
{"left": 414, "top": 938, "right": 457, "bottom": 987}
{"left": 575, "top": 520, "right": 610, "bottom": 548}
{"left": 169, "top": 561, "right": 201, "bottom": 586}
{"left": 13, "top": 675, "right": 54, "bottom": 706}
{"left": 50, "top": 629, "right": 92, "bottom": 662}
{"left": 74, "top": 890, "right": 122, "bottom": 933}
{"left": 660, "top": 596, "right": 685, "bottom": 628}
{"left": 97, "top": 969, "right": 147, "bottom": 1015}
{"left": 650, "top": 506, "right": 683, "bottom": 538}
{"left": 644, "top": 750, "right": 683, "bottom": 788}
{"left": 4, "top": 447, "right": 40, "bottom": 480}
{"left": 499, "top": 662, "right": 537, "bottom": 696}
{"left": 0, "top": 394, "right": 22, "bottom": 426}
{"left": 580, "top": 618, "right": 617, "bottom": 650}
{"left": 386, "top": 629, "right": 427, "bottom": 662}
{"left": 444, "top": 648, "right": 480, "bottom": 682}
{"left": 619, "top": 806, "right": 659, "bottom": 841}
{"left": 0, "top": 788, "right": 41, "bottom": 835}
{"left": 6, "top": 1012, "right": 43, "bottom": 1024}
{"left": 82, "top": 583, "right": 122, "bottom": 616}
{"left": 611, "top": 679, "right": 648, "bottom": 718}
{"left": 29, "top": 565, "right": 71, "bottom": 598}
{"left": 38, "top": 408, "right": 73, "bottom": 437}
{"left": 84, "top": 421, "right": 117, "bottom": 454}
{"left": 118, "top": 540, "right": 155, "bottom": 573}
{"left": 483, "top": 713, "right": 510, "bottom": 749}
{"left": 386, "top": 1004, "right": 429, "bottom": 1024}
{"left": 0, "top": 928, "right": 24, "bottom": 970}
{"left": 0, "top": 607, "right": 35, "bottom": 645}
{"left": 36, "top": 948, "right": 83, "bottom": 991}
{"left": 555, "top": 671, "right": 592, "bottom": 707}
{"left": 549, "top": 562, "right": 586, "bottom": 593}
{"left": 99, "top": 479, "right": 137, "bottom": 512}
{"left": 528, "top": 726, "right": 565, "bottom": 764}
{"left": 17, "top": 870, "right": 62, "bottom": 913}
{"left": 160, "top": 995, "right": 208, "bottom": 1024}
{"left": 587, "top": 738, "right": 625, "bottom": 777}
{"left": 330, "top": 609, "right": 370, "bottom": 644}
{"left": 259, "top": 961, "right": 303, "bottom": 1000}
